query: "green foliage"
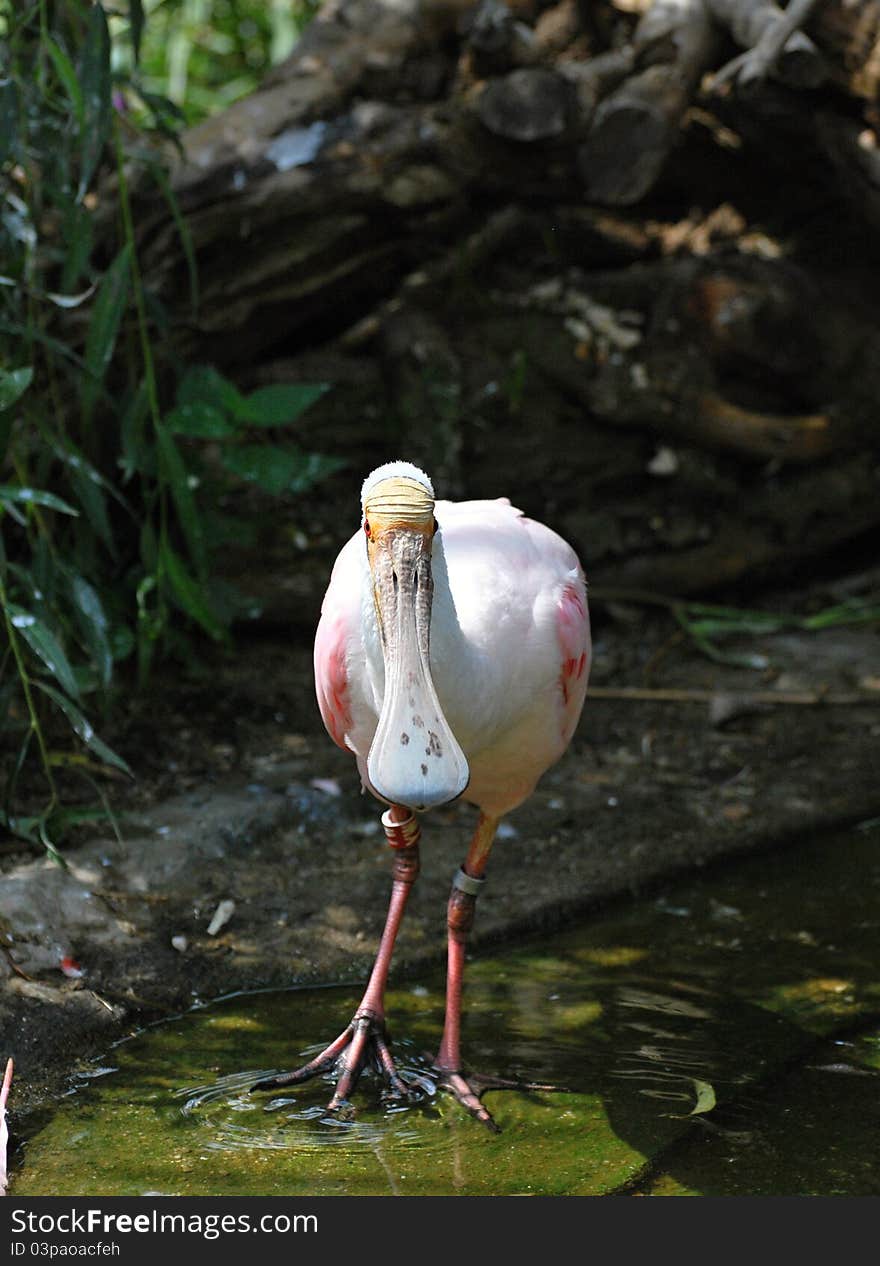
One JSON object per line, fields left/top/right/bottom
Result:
{"left": 112, "top": 0, "right": 321, "bottom": 125}
{"left": 673, "top": 599, "right": 880, "bottom": 670}
{"left": 0, "top": 1, "right": 334, "bottom": 856}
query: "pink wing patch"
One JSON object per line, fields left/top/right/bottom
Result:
{"left": 557, "top": 574, "right": 590, "bottom": 742}
{"left": 314, "top": 613, "right": 353, "bottom": 752}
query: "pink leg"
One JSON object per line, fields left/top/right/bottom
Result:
{"left": 433, "top": 814, "right": 500, "bottom": 1130}
{"left": 252, "top": 805, "right": 420, "bottom": 1109}
{"left": 432, "top": 814, "right": 559, "bottom": 1130}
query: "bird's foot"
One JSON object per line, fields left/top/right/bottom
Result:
{"left": 430, "top": 1066, "right": 567, "bottom": 1133}
{"left": 250, "top": 1010, "right": 430, "bottom": 1115}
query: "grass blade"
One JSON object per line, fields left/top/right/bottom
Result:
{"left": 7, "top": 605, "right": 82, "bottom": 701}
{"left": 81, "top": 245, "right": 131, "bottom": 427}
{"left": 0, "top": 485, "right": 79, "bottom": 516}
{"left": 68, "top": 571, "right": 113, "bottom": 689}
{"left": 43, "top": 34, "right": 85, "bottom": 131}
{"left": 32, "top": 681, "right": 132, "bottom": 776}
{"left": 128, "top": 0, "right": 145, "bottom": 64}
{"left": 77, "top": 1, "right": 112, "bottom": 199}
{"left": 0, "top": 79, "right": 18, "bottom": 166}
{"left": 159, "top": 540, "right": 224, "bottom": 640}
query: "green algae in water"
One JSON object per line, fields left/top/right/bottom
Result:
{"left": 10, "top": 980, "right": 693, "bottom": 1196}
{"left": 11, "top": 827, "right": 880, "bottom": 1196}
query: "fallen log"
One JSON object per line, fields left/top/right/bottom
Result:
{"left": 707, "top": 0, "right": 826, "bottom": 90}
{"left": 577, "top": 0, "right": 721, "bottom": 204}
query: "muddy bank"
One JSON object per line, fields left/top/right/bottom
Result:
{"left": 2, "top": 607, "right": 878, "bottom": 1115}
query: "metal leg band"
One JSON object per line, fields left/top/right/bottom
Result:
{"left": 452, "top": 867, "right": 485, "bottom": 897}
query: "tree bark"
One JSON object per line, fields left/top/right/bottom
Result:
{"left": 131, "top": 0, "right": 880, "bottom": 602}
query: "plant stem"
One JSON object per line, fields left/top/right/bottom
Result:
{"left": 113, "top": 116, "right": 170, "bottom": 682}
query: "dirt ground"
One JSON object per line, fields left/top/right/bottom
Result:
{"left": 2, "top": 552, "right": 879, "bottom": 1116}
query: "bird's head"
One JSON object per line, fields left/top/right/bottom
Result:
{"left": 360, "top": 462, "right": 469, "bottom": 812}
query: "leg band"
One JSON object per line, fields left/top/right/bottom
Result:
{"left": 447, "top": 865, "right": 485, "bottom": 939}
{"left": 452, "top": 867, "right": 485, "bottom": 897}
{"left": 381, "top": 809, "right": 421, "bottom": 850}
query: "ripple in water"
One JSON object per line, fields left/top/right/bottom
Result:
{"left": 172, "top": 1044, "right": 447, "bottom": 1156}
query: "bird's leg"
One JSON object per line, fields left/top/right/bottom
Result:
{"left": 432, "top": 813, "right": 558, "bottom": 1131}
{"left": 252, "top": 805, "right": 421, "bottom": 1110}
{"left": 431, "top": 813, "right": 500, "bottom": 1129}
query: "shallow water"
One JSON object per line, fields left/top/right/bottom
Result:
{"left": 11, "top": 825, "right": 880, "bottom": 1196}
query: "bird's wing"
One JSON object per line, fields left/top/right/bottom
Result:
{"left": 556, "top": 571, "right": 590, "bottom": 743}
{"left": 314, "top": 538, "right": 362, "bottom": 753}
{"left": 315, "top": 612, "right": 354, "bottom": 752}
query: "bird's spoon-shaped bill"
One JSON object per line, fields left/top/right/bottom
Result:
{"left": 367, "top": 528, "right": 468, "bottom": 811}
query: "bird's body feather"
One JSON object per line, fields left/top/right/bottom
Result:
{"left": 315, "top": 496, "right": 589, "bottom": 818}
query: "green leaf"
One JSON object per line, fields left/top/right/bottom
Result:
{"left": 139, "top": 520, "right": 158, "bottom": 573}
{"left": 128, "top": 0, "right": 145, "bottom": 64}
{"left": 0, "top": 79, "right": 18, "bottom": 166}
{"left": 801, "top": 601, "right": 880, "bottom": 631}
{"left": 236, "top": 382, "right": 329, "bottom": 426}
{"left": 109, "top": 623, "right": 135, "bottom": 663}
{"left": 81, "top": 246, "right": 131, "bottom": 426}
{"left": 61, "top": 201, "right": 94, "bottom": 293}
{"left": 0, "top": 486, "right": 79, "bottom": 516}
{"left": 687, "top": 617, "right": 784, "bottom": 639}
{"left": 673, "top": 608, "right": 770, "bottom": 671}
{"left": 0, "top": 366, "right": 33, "bottom": 463}
{"left": 177, "top": 365, "right": 245, "bottom": 416}
{"left": 165, "top": 401, "right": 238, "bottom": 439}
{"left": 134, "top": 89, "right": 187, "bottom": 150}
{"left": 159, "top": 541, "right": 225, "bottom": 641}
{"left": 0, "top": 366, "right": 34, "bottom": 412}
{"left": 689, "top": 1079, "right": 717, "bottom": 1116}
{"left": 32, "top": 682, "right": 132, "bottom": 777}
{"left": 220, "top": 444, "right": 343, "bottom": 495}
{"left": 0, "top": 323, "right": 104, "bottom": 397}
{"left": 7, "top": 605, "right": 82, "bottom": 701}
{"left": 44, "top": 35, "right": 85, "bottom": 131}
{"left": 69, "top": 463, "right": 115, "bottom": 555}
{"left": 120, "top": 380, "right": 152, "bottom": 482}
{"left": 156, "top": 426, "right": 206, "bottom": 575}
{"left": 46, "top": 804, "right": 111, "bottom": 833}
{"left": 77, "top": 2, "right": 112, "bottom": 198}
{"left": 69, "top": 573, "right": 113, "bottom": 689}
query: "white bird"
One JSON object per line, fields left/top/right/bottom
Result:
{"left": 253, "top": 461, "right": 590, "bottom": 1127}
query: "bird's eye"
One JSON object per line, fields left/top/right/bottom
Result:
{"left": 364, "top": 519, "right": 372, "bottom": 537}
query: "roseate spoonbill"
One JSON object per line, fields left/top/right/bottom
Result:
{"left": 253, "top": 461, "right": 589, "bottom": 1128}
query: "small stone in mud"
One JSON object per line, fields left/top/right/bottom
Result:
{"left": 207, "top": 900, "right": 235, "bottom": 936}
{"left": 171, "top": 935, "right": 188, "bottom": 953}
